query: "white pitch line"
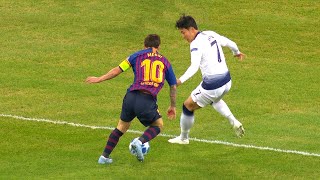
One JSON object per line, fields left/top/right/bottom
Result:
{"left": 1, "top": 113, "right": 320, "bottom": 157}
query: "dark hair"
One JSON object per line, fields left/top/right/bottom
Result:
{"left": 144, "top": 34, "right": 161, "bottom": 48}
{"left": 175, "top": 14, "right": 198, "bottom": 30}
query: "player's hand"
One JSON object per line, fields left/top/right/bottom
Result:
{"left": 234, "top": 52, "right": 245, "bottom": 61}
{"left": 167, "top": 106, "right": 176, "bottom": 120}
{"left": 176, "top": 79, "right": 182, "bottom": 86}
{"left": 85, "top": 76, "right": 100, "bottom": 84}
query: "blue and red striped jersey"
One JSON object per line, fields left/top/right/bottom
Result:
{"left": 119, "top": 48, "right": 176, "bottom": 98}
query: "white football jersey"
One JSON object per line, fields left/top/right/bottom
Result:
{"left": 179, "top": 30, "right": 240, "bottom": 83}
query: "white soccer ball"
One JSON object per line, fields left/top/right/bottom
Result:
{"left": 129, "top": 138, "right": 150, "bottom": 155}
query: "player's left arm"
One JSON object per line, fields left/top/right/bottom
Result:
{"left": 218, "top": 35, "right": 245, "bottom": 61}
{"left": 165, "top": 65, "right": 177, "bottom": 120}
{"left": 167, "top": 84, "right": 177, "bottom": 120}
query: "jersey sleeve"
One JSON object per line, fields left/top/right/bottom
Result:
{"left": 217, "top": 34, "right": 240, "bottom": 55}
{"left": 179, "top": 43, "right": 201, "bottom": 83}
{"left": 165, "top": 65, "right": 177, "bottom": 86}
{"left": 118, "top": 58, "right": 131, "bottom": 72}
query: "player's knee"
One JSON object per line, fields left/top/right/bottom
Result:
{"left": 182, "top": 103, "right": 194, "bottom": 116}
{"left": 183, "top": 96, "right": 200, "bottom": 112}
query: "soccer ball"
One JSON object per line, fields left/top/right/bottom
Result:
{"left": 129, "top": 138, "right": 150, "bottom": 155}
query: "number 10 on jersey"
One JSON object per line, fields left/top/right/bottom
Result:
{"left": 141, "top": 59, "right": 164, "bottom": 83}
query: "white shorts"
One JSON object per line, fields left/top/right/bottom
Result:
{"left": 191, "top": 80, "right": 232, "bottom": 107}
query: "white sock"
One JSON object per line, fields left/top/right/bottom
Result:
{"left": 227, "top": 114, "right": 240, "bottom": 127}
{"left": 212, "top": 100, "right": 237, "bottom": 126}
{"left": 180, "top": 112, "right": 194, "bottom": 139}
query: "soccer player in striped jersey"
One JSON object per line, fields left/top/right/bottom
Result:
{"left": 168, "top": 15, "right": 245, "bottom": 145}
{"left": 86, "top": 34, "right": 177, "bottom": 164}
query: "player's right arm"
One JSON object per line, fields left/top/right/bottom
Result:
{"left": 178, "top": 45, "right": 201, "bottom": 84}
{"left": 85, "top": 58, "right": 131, "bottom": 84}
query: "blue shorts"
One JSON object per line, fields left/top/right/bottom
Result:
{"left": 120, "top": 90, "right": 161, "bottom": 127}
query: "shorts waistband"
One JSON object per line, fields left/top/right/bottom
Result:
{"left": 201, "top": 72, "right": 231, "bottom": 90}
{"left": 138, "top": 90, "right": 152, "bottom": 95}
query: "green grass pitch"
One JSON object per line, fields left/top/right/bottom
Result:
{"left": 0, "top": 0, "right": 319, "bottom": 179}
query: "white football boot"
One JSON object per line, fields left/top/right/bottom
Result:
{"left": 233, "top": 120, "right": 245, "bottom": 138}
{"left": 131, "top": 139, "right": 144, "bottom": 162}
{"left": 98, "top": 155, "right": 113, "bottom": 164}
{"left": 168, "top": 136, "right": 189, "bottom": 144}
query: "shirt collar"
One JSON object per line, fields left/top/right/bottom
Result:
{"left": 193, "top": 31, "right": 201, "bottom": 41}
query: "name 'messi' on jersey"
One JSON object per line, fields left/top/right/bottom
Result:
{"left": 147, "top": 52, "right": 163, "bottom": 58}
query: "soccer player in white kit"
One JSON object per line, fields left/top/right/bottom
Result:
{"left": 168, "top": 15, "right": 245, "bottom": 144}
